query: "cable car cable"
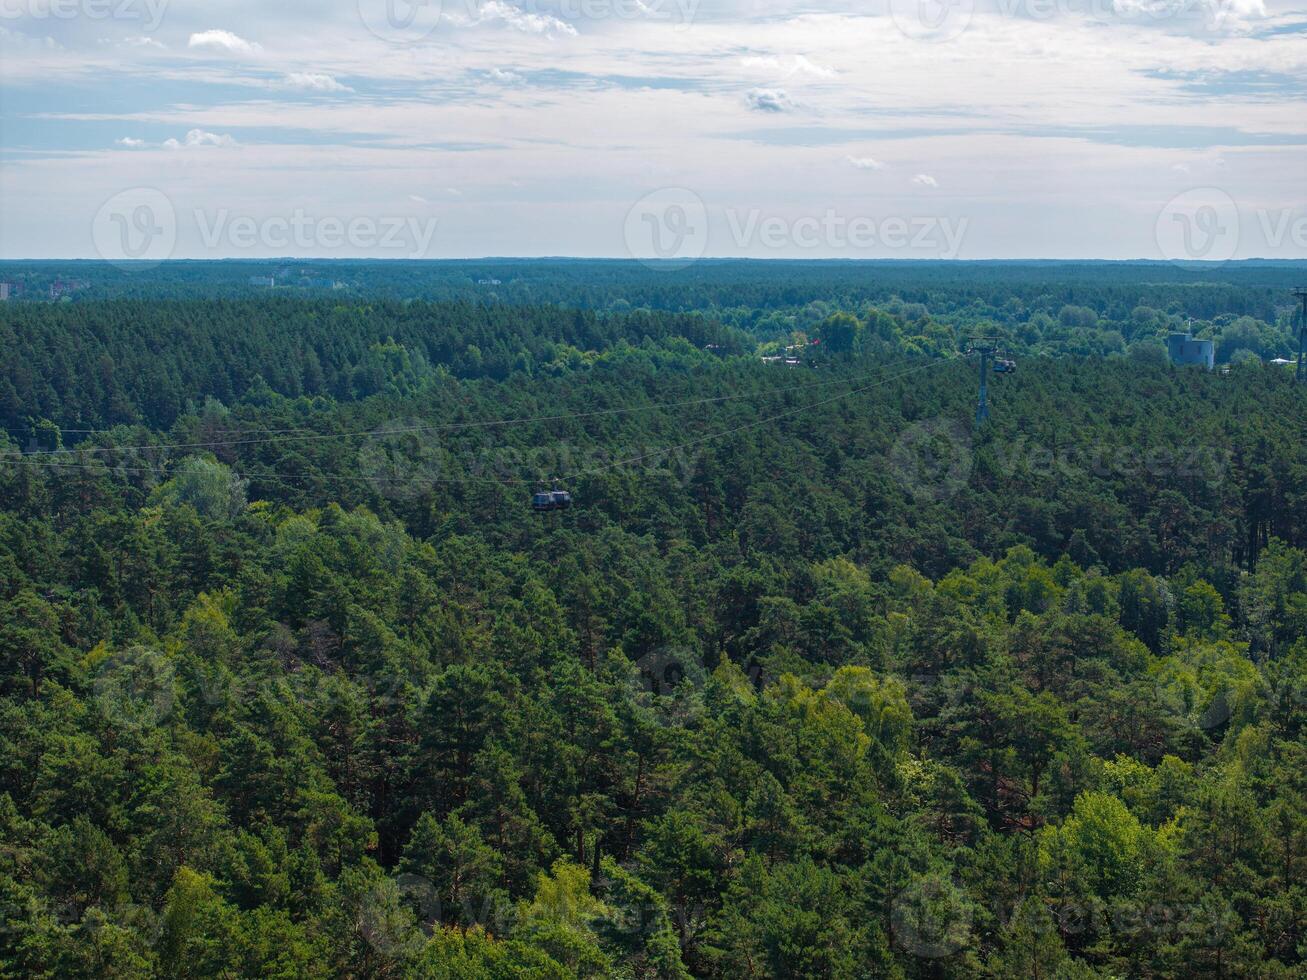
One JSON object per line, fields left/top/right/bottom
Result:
{"left": 0, "top": 357, "right": 955, "bottom": 492}
{"left": 8, "top": 361, "right": 948, "bottom": 458}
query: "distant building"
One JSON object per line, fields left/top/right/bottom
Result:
{"left": 49, "top": 279, "right": 85, "bottom": 300}
{"left": 0, "top": 282, "right": 9, "bottom": 301}
{"left": 249, "top": 276, "right": 276, "bottom": 288}
{"left": 1167, "top": 332, "right": 1214, "bottom": 370}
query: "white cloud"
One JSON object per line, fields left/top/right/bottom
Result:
{"left": 458, "top": 1, "right": 577, "bottom": 36}
{"left": 187, "top": 30, "right": 262, "bottom": 57}
{"left": 118, "top": 36, "right": 166, "bottom": 50}
{"left": 741, "top": 54, "right": 836, "bottom": 78}
{"left": 792, "top": 55, "right": 836, "bottom": 78}
{"left": 1112, "top": 0, "right": 1267, "bottom": 28}
{"left": 163, "top": 129, "right": 237, "bottom": 149}
{"left": 745, "top": 88, "right": 794, "bottom": 112}
{"left": 115, "top": 137, "right": 145, "bottom": 148}
{"left": 4, "top": 1, "right": 1307, "bottom": 259}
{"left": 0, "top": 25, "right": 59, "bottom": 50}
{"left": 847, "top": 155, "right": 886, "bottom": 170}
{"left": 409, "top": 195, "right": 431, "bottom": 204}
{"left": 275, "top": 72, "right": 352, "bottom": 93}
{"left": 912, "top": 174, "right": 939, "bottom": 187}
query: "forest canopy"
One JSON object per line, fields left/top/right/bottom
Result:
{"left": 0, "top": 261, "right": 1305, "bottom": 978}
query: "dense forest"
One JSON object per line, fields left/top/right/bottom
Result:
{"left": 0, "top": 264, "right": 1305, "bottom": 977}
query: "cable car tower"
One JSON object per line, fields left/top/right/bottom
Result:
{"left": 1295, "top": 288, "right": 1307, "bottom": 383}
{"left": 965, "top": 337, "right": 1015, "bottom": 424}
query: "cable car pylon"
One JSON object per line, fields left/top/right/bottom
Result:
{"left": 965, "top": 337, "right": 1014, "bottom": 424}
{"left": 1294, "top": 287, "right": 1307, "bottom": 383}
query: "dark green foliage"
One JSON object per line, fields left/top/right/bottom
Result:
{"left": 0, "top": 272, "right": 1305, "bottom": 976}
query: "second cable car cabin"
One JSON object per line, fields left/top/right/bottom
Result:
{"left": 993, "top": 358, "right": 1016, "bottom": 374}
{"left": 532, "top": 489, "right": 572, "bottom": 512}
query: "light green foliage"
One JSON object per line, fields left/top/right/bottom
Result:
{"left": 153, "top": 457, "right": 248, "bottom": 521}
{"left": 0, "top": 282, "right": 1305, "bottom": 977}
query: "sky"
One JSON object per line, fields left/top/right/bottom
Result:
{"left": 1, "top": 0, "right": 1305, "bottom": 261}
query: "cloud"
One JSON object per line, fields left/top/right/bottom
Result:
{"left": 912, "top": 174, "right": 939, "bottom": 187}
{"left": 746, "top": 88, "right": 794, "bottom": 112}
{"left": 488, "top": 67, "right": 522, "bottom": 82}
{"left": 1112, "top": 0, "right": 1266, "bottom": 28}
{"left": 409, "top": 195, "right": 431, "bottom": 204}
{"left": 791, "top": 55, "right": 836, "bottom": 78}
{"left": 275, "top": 72, "right": 352, "bottom": 93}
{"left": 118, "top": 36, "right": 166, "bottom": 50}
{"left": 847, "top": 155, "right": 885, "bottom": 170}
{"left": 742, "top": 54, "right": 836, "bottom": 79}
{"left": 188, "top": 30, "right": 261, "bottom": 56}
{"left": 115, "top": 137, "right": 145, "bottom": 148}
{"left": 460, "top": 1, "right": 577, "bottom": 36}
{"left": 0, "top": 25, "right": 59, "bottom": 50}
{"left": 164, "top": 129, "right": 237, "bottom": 149}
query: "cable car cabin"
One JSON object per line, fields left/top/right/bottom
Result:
{"left": 993, "top": 358, "right": 1016, "bottom": 374}
{"left": 532, "top": 490, "right": 572, "bottom": 512}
